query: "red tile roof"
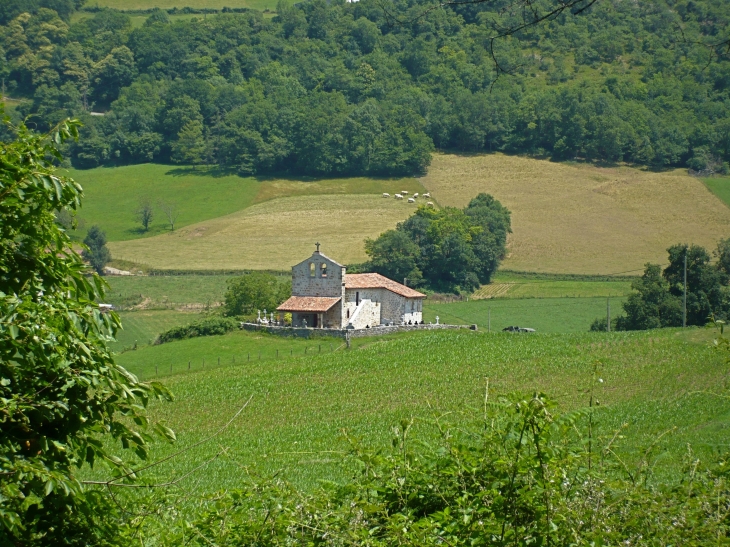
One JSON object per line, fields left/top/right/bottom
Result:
{"left": 345, "top": 273, "right": 426, "bottom": 298}
{"left": 277, "top": 296, "right": 341, "bottom": 313}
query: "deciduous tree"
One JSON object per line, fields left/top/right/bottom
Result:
{"left": 82, "top": 224, "right": 111, "bottom": 274}
{"left": 0, "top": 117, "right": 173, "bottom": 545}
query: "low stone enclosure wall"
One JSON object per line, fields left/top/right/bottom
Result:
{"left": 241, "top": 322, "right": 477, "bottom": 340}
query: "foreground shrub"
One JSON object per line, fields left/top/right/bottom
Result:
{"left": 0, "top": 119, "right": 173, "bottom": 546}
{"left": 156, "top": 316, "right": 238, "bottom": 344}
{"left": 174, "top": 393, "right": 730, "bottom": 546}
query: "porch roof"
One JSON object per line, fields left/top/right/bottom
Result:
{"left": 276, "top": 296, "right": 341, "bottom": 313}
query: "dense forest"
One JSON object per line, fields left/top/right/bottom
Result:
{"left": 1, "top": 0, "right": 729, "bottom": 176}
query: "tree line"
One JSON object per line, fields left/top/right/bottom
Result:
{"left": 1, "top": 0, "right": 729, "bottom": 175}
{"left": 592, "top": 240, "right": 730, "bottom": 331}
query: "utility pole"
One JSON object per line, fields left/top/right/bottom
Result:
{"left": 606, "top": 297, "right": 610, "bottom": 332}
{"left": 683, "top": 251, "right": 687, "bottom": 328}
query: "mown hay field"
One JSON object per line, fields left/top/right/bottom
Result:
{"left": 108, "top": 194, "right": 421, "bottom": 270}
{"left": 422, "top": 154, "right": 730, "bottom": 274}
{"left": 109, "top": 327, "right": 727, "bottom": 494}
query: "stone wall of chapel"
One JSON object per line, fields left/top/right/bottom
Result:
{"left": 347, "top": 300, "right": 381, "bottom": 329}
{"left": 343, "top": 288, "right": 422, "bottom": 326}
{"left": 343, "top": 288, "right": 385, "bottom": 324}
{"left": 323, "top": 302, "right": 344, "bottom": 328}
{"left": 292, "top": 255, "right": 345, "bottom": 298}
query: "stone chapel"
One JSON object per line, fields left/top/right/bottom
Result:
{"left": 277, "top": 244, "right": 425, "bottom": 329}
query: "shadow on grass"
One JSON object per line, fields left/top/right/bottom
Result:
{"left": 437, "top": 149, "right": 682, "bottom": 173}
{"left": 164, "top": 165, "right": 239, "bottom": 178}
{"left": 165, "top": 165, "right": 413, "bottom": 184}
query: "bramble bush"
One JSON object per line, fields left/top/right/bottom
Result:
{"left": 155, "top": 316, "right": 238, "bottom": 344}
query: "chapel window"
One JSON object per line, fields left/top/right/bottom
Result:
{"left": 309, "top": 263, "right": 315, "bottom": 277}
{"left": 321, "top": 263, "right": 327, "bottom": 277}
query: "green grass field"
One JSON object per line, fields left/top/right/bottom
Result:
{"left": 704, "top": 176, "right": 730, "bottom": 208}
{"left": 111, "top": 310, "right": 204, "bottom": 351}
{"left": 105, "top": 327, "right": 727, "bottom": 496}
{"left": 481, "top": 273, "right": 633, "bottom": 299}
{"left": 423, "top": 296, "right": 624, "bottom": 332}
{"left": 116, "top": 328, "right": 347, "bottom": 379}
{"left": 67, "top": 164, "right": 262, "bottom": 242}
{"left": 105, "top": 275, "right": 234, "bottom": 309}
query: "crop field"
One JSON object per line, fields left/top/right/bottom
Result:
{"left": 108, "top": 194, "right": 420, "bottom": 270}
{"left": 116, "top": 328, "right": 347, "bottom": 379}
{"left": 422, "top": 153, "right": 730, "bottom": 274}
{"left": 108, "top": 327, "right": 728, "bottom": 496}
{"left": 423, "top": 296, "right": 624, "bottom": 332}
{"left": 704, "top": 176, "right": 730, "bottom": 208}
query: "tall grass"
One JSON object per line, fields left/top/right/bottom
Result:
{"left": 105, "top": 327, "right": 727, "bottom": 497}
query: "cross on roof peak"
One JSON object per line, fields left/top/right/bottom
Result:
{"left": 315, "top": 242, "right": 320, "bottom": 252}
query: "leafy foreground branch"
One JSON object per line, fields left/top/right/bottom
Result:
{"left": 0, "top": 117, "right": 174, "bottom": 546}
{"left": 165, "top": 392, "right": 729, "bottom": 546}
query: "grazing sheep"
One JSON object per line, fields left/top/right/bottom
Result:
{"left": 401, "top": 190, "right": 409, "bottom": 195}
{"left": 382, "top": 193, "right": 390, "bottom": 198}
{"left": 427, "top": 201, "right": 434, "bottom": 206}
{"left": 395, "top": 193, "right": 403, "bottom": 199}
{"left": 413, "top": 193, "right": 419, "bottom": 198}
{"left": 423, "top": 192, "right": 431, "bottom": 198}
{"left": 408, "top": 198, "right": 415, "bottom": 203}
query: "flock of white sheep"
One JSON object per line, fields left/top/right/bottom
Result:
{"left": 382, "top": 190, "right": 433, "bottom": 206}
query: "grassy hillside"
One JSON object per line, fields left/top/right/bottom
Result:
{"left": 110, "top": 310, "right": 204, "bottom": 351}
{"left": 704, "top": 176, "right": 730, "bottom": 209}
{"left": 108, "top": 194, "right": 422, "bottom": 270}
{"left": 68, "top": 164, "right": 261, "bottom": 241}
{"left": 69, "top": 163, "right": 423, "bottom": 244}
{"left": 105, "top": 275, "right": 233, "bottom": 309}
{"left": 422, "top": 154, "right": 730, "bottom": 274}
{"left": 111, "top": 327, "right": 727, "bottom": 494}
{"left": 79, "top": 154, "right": 730, "bottom": 273}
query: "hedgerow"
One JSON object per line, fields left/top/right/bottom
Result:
{"left": 155, "top": 316, "right": 238, "bottom": 344}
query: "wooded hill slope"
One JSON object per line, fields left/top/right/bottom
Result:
{"left": 2, "top": 0, "right": 729, "bottom": 176}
